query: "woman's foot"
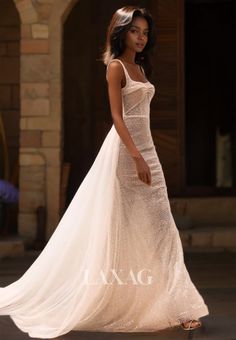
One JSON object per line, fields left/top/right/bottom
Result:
{"left": 181, "top": 319, "right": 202, "bottom": 330}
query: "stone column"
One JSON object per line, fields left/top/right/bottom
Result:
{"left": 15, "top": 0, "right": 78, "bottom": 244}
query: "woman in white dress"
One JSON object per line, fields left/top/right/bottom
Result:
{"left": 0, "top": 5, "right": 209, "bottom": 338}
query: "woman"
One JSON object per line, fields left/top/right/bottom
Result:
{"left": 0, "top": 6, "right": 209, "bottom": 338}
{"left": 104, "top": 6, "right": 209, "bottom": 332}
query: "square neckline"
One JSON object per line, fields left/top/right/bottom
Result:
{"left": 114, "top": 58, "right": 149, "bottom": 85}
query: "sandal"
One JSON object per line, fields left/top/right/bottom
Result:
{"left": 180, "top": 319, "right": 202, "bottom": 330}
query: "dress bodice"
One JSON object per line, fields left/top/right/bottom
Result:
{"left": 106, "top": 58, "right": 155, "bottom": 119}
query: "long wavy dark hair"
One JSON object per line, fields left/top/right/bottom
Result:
{"left": 102, "top": 6, "right": 156, "bottom": 78}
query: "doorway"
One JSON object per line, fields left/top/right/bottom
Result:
{"left": 184, "top": 0, "right": 236, "bottom": 195}
{"left": 63, "top": 0, "right": 154, "bottom": 206}
{"left": 0, "top": 0, "right": 20, "bottom": 236}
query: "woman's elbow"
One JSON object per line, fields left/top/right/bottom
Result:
{"left": 111, "top": 112, "right": 123, "bottom": 124}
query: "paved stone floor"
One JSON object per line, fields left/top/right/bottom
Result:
{"left": 0, "top": 250, "right": 235, "bottom": 340}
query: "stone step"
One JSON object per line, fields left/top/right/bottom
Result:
{"left": 1, "top": 226, "right": 235, "bottom": 258}
{"left": 179, "top": 225, "right": 236, "bottom": 250}
{"left": 170, "top": 197, "right": 236, "bottom": 226}
{"left": 0, "top": 236, "right": 25, "bottom": 258}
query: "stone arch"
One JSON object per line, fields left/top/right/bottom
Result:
{"left": 14, "top": 0, "right": 38, "bottom": 24}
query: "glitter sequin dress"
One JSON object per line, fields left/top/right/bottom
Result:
{"left": 0, "top": 58, "right": 209, "bottom": 338}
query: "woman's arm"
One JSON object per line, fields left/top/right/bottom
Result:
{"left": 106, "top": 61, "right": 141, "bottom": 159}
{"left": 106, "top": 61, "right": 151, "bottom": 185}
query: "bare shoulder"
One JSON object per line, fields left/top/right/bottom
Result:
{"left": 106, "top": 60, "right": 125, "bottom": 83}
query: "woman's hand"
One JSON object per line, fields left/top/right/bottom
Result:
{"left": 132, "top": 154, "right": 152, "bottom": 186}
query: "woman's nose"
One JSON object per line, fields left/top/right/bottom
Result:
{"left": 138, "top": 33, "right": 146, "bottom": 40}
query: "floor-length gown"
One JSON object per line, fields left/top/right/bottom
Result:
{"left": 0, "top": 58, "right": 209, "bottom": 338}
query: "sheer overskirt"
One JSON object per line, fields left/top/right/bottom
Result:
{"left": 0, "top": 125, "right": 123, "bottom": 337}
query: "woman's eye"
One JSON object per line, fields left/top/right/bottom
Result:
{"left": 130, "top": 29, "right": 148, "bottom": 36}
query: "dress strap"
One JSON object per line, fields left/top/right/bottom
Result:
{"left": 140, "top": 65, "right": 145, "bottom": 76}
{"left": 106, "top": 59, "right": 147, "bottom": 83}
{"left": 106, "top": 58, "right": 130, "bottom": 83}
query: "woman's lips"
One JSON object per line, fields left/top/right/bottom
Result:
{"left": 136, "top": 43, "right": 144, "bottom": 48}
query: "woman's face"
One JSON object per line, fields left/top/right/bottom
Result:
{"left": 124, "top": 16, "right": 149, "bottom": 53}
